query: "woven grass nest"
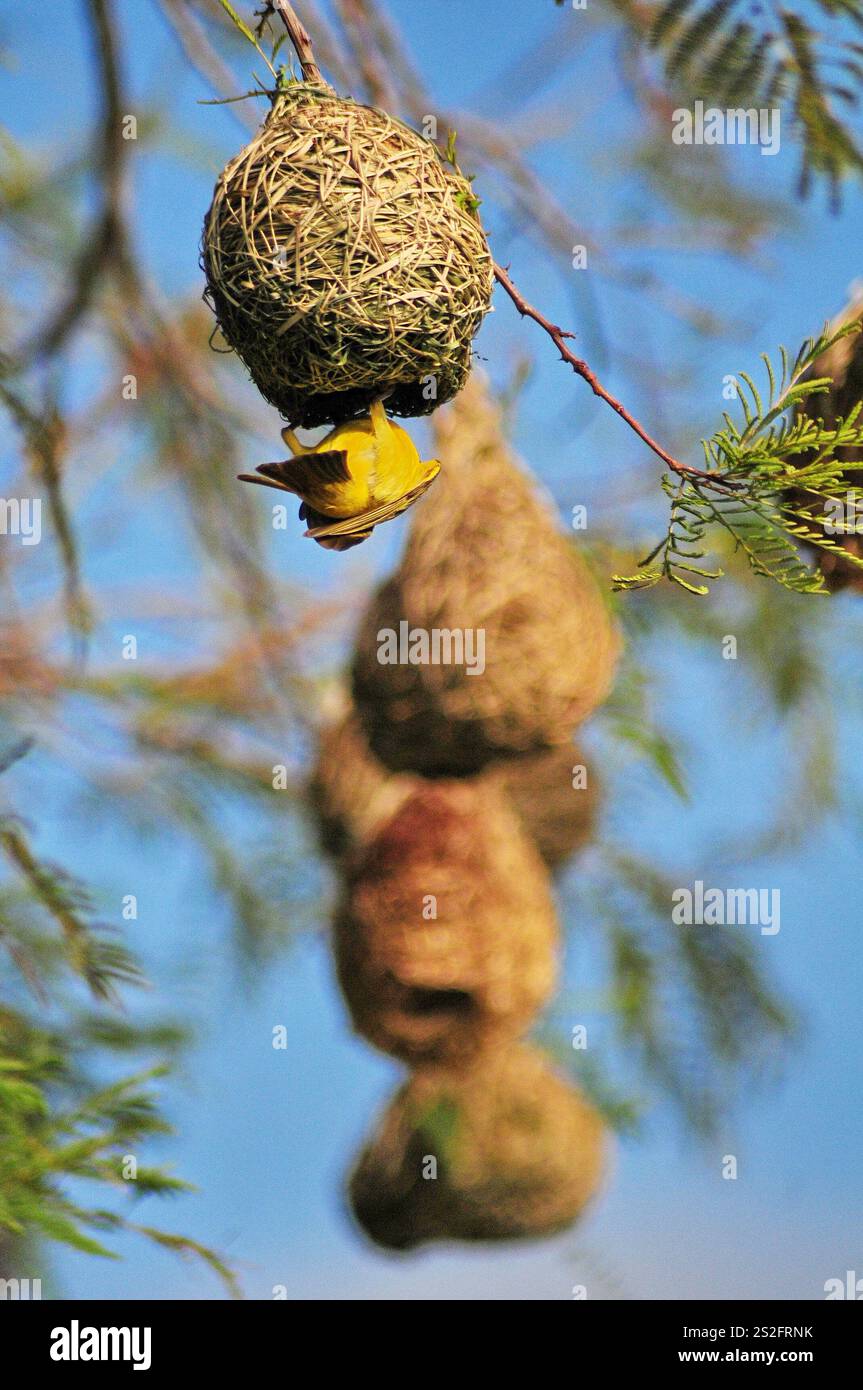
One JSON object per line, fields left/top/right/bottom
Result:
{"left": 333, "top": 780, "right": 559, "bottom": 1065}
{"left": 351, "top": 377, "right": 620, "bottom": 774}
{"left": 310, "top": 705, "right": 598, "bottom": 871}
{"left": 348, "top": 1043, "right": 607, "bottom": 1249}
{"left": 202, "top": 84, "right": 493, "bottom": 428}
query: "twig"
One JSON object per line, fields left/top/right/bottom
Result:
{"left": 0, "top": 380, "right": 93, "bottom": 649}
{"left": 25, "top": 0, "right": 130, "bottom": 361}
{"left": 263, "top": 0, "right": 326, "bottom": 84}
{"left": 493, "top": 263, "right": 739, "bottom": 488}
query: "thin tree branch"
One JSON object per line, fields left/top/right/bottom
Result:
{"left": 263, "top": 0, "right": 327, "bottom": 84}
{"left": 492, "top": 264, "right": 739, "bottom": 487}
{"left": 25, "top": 0, "right": 131, "bottom": 361}
{"left": 0, "top": 379, "right": 93, "bottom": 650}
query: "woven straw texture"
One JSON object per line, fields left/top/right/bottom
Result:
{"left": 310, "top": 706, "right": 598, "bottom": 870}
{"left": 309, "top": 708, "right": 414, "bottom": 860}
{"left": 202, "top": 85, "right": 493, "bottom": 428}
{"left": 333, "top": 780, "right": 559, "bottom": 1065}
{"left": 351, "top": 376, "right": 620, "bottom": 773}
{"left": 349, "top": 1043, "right": 607, "bottom": 1248}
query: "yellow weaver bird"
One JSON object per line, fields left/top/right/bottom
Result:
{"left": 238, "top": 399, "right": 440, "bottom": 551}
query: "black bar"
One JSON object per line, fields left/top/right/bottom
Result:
{"left": 7, "top": 1297, "right": 861, "bottom": 1375}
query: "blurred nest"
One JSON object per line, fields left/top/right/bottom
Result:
{"left": 349, "top": 1043, "right": 607, "bottom": 1249}
{"left": 351, "top": 378, "right": 620, "bottom": 773}
{"left": 309, "top": 708, "right": 414, "bottom": 860}
{"left": 333, "top": 780, "right": 559, "bottom": 1064}
{"left": 491, "top": 744, "right": 598, "bottom": 870}
{"left": 202, "top": 85, "right": 492, "bottom": 428}
{"left": 310, "top": 706, "right": 598, "bottom": 871}
{"left": 793, "top": 294, "right": 863, "bottom": 592}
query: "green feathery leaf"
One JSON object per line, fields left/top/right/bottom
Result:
{"left": 614, "top": 322, "right": 863, "bottom": 595}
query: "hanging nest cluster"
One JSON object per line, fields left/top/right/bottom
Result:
{"left": 351, "top": 378, "right": 620, "bottom": 773}
{"left": 311, "top": 706, "right": 598, "bottom": 871}
{"left": 308, "top": 377, "right": 617, "bottom": 1248}
{"left": 202, "top": 84, "right": 493, "bottom": 428}
{"left": 793, "top": 294, "right": 863, "bottom": 592}
{"left": 333, "top": 780, "right": 559, "bottom": 1065}
{"left": 349, "top": 1044, "right": 606, "bottom": 1250}
{"left": 310, "top": 707, "right": 414, "bottom": 861}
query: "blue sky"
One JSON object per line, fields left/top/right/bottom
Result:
{"left": 2, "top": 0, "right": 862, "bottom": 1299}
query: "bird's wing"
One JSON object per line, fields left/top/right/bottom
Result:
{"left": 298, "top": 501, "right": 371, "bottom": 550}
{"left": 303, "top": 473, "right": 438, "bottom": 547}
{"left": 311, "top": 531, "right": 373, "bottom": 552}
{"left": 236, "top": 469, "right": 293, "bottom": 492}
{"left": 237, "top": 452, "right": 350, "bottom": 495}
